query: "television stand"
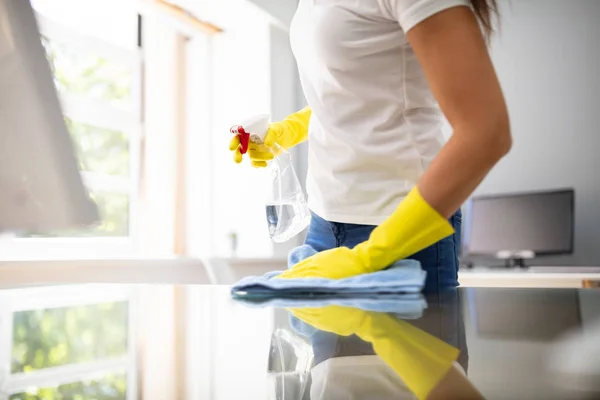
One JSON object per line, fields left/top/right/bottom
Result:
{"left": 503, "top": 257, "right": 529, "bottom": 269}
{"left": 495, "top": 250, "right": 536, "bottom": 269}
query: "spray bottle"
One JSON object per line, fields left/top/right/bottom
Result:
{"left": 231, "top": 114, "right": 311, "bottom": 243}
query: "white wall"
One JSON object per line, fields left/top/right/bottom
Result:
{"left": 248, "top": 0, "right": 308, "bottom": 255}
{"left": 477, "top": 0, "right": 600, "bottom": 265}
{"left": 249, "top": 0, "right": 297, "bottom": 27}
{"left": 180, "top": 0, "right": 304, "bottom": 258}
{"left": 269, "top": 23, "right": 308, "bottom": 257}
{"left": 208, "top": 5, "right": 276, "bottom": 257}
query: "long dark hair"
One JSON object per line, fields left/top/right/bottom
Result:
{"left": 470, "top": 0, "right": 499, "bottom": 38}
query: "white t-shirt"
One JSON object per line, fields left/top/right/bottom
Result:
{"left": 310, "top": 356, "right": 467, "bottom": 400}
{"left": 290, "top": 0, "right": 470, "bottom": 225}
{"left": 311, "top": 356, "right": 416, "bottom": 400}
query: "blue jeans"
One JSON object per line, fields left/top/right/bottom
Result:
{"left": 304, "top": 210, "right": 462, "bottom": 293}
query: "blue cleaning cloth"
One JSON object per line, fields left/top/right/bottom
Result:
{"left": 232, "top": 245, "right": 428, "bottom": 338}
{"left": 236, "top": 294, "right": 428, "bottom": 338}
{"left": 233, "top": 293, "right": 426, "bottom": 313}
{"left": 231, "top": 244, "right": 427, "bottom": 299}
{"left": 234, "top": 294, "right": 427, "bottom": 337}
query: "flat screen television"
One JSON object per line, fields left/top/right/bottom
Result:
{"left": 462, "top": 189, "right": 574, "bottom": 258}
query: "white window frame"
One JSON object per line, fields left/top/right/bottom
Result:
{"left": 0, "top": 10, "right": 144, "bottom": 261}
{"left": 0, "top": 285, "right": 138, "bottom": 400}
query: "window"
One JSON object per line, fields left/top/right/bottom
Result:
{"left": 8, "top": 373, "right": 128, "bottom": 400}
{"left": 0, "top": 0, "right": 221, "bottom": 397}
{"left": 0, "top": 286, "right": 136, "bottom": 400}
{"left": 0, "top": 0, "right": 142, "bottom": 259}
{"left": 36, "top": 36, "right": 136, "bottom": 239}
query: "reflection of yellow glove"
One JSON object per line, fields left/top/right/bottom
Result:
{"left": 279, "top": 186, "right": 454, "bottom": 280}
{"left": 229, "top": 106, "right": 311, "bottom": 167}
{"left": 289, "top": 306, "right": 459, "bottom": 400}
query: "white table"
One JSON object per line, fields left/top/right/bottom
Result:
{"left": 1, "top": 258, "right": 599, "bottom": 289}
{"left": 458, "top": 267, "right": 600, "bottom": 288}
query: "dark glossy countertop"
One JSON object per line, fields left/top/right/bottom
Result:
{"left": 2, "top": 283, "right": 599, "bottom": 400}
{"left": 219, "top": 287, "right": 600, "bottom": 400}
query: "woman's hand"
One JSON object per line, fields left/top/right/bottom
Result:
{"left": 280, "top": 186, "right": 455, "bottom": 280}
{"left": 278, "top": 247, "right": 369, "bottom": 280}
{"left": 229, "top": 125, "right": 281, "bottom": 167}
{"left": 288, "top": 305, "right": 368, "bottom": 336}
{"left": 229, "top": 106, "right": 312, "bottom": 167}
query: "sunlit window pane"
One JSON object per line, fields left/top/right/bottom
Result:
{"left": 18, "top": 191, "right": 130, "bottom": 238}
{"left": 65, "top": 118, "right": 130, "bottom": 177}
{"left": 41, "top": 37, "right": 132, "bottom": 106}
{"left": 9, "top": 372, "right": 127, "bottom": 400}
{"left": 11, "top": 302, "right": 129, "bottom": 373}
{"left": 88, "top": 191, "right": 130, "bottom": 237}
{"left": 32, "top": 0, "right": 138, "bottom": 51}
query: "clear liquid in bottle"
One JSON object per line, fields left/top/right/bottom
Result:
{"left": 265, "top": 195, "right": 310, "bottom": 243}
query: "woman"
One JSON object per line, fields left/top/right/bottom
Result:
{"left": 230, "top": 0, "right": 510, "bottom": 292}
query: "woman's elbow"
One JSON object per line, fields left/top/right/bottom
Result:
{"left": 477, "top": 112, "right": 512, "bottom": 161}
{"left": 492, "top": 115, "right": 512, "bottom": 159}
{"left": 457, "top": 113, "right": 512, "bottom": 163}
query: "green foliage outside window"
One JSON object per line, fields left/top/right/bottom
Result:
{"left": 9, "top": 372, "right": 127, "bottom": 400}
{"left": 19, "top": 191, "right": 130, "bottom": 238}
{"left": 65, "top": 118, "right": 130, "bottom": 178}
{"left": 42, "top": 37, "right": 132, "bottom": 105}
{"left": 12, "top": 302, "right": 129, "bottom": 373}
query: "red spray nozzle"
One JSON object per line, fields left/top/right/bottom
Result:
{"left": 230, "top": 115, "right": 270, "bottom": 155}
{"left": 230, "top": 125, "right": 250, "bottom": 155}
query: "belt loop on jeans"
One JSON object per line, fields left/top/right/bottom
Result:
{"left": 332, "top": 222, "right": 346, "bottom": 247}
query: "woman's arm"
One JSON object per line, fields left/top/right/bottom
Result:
{"left": 428, "top": 363, "right": 486, "bottom": 400}
{"left": 407, "top": 6, "right": 511, "bottom": 218}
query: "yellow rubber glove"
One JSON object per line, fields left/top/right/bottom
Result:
{"left": 229, "top": 106, "right": 312, "bottom": 167}
{"left": 279, "top": 186, "right": 454, "bottom": 280}
{"left": 289, "top": 306, "right": 460, "bottom": 400}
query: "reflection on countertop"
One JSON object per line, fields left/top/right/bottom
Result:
{"left": 0, "top": 284, "right": 599, "bottom": 399}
